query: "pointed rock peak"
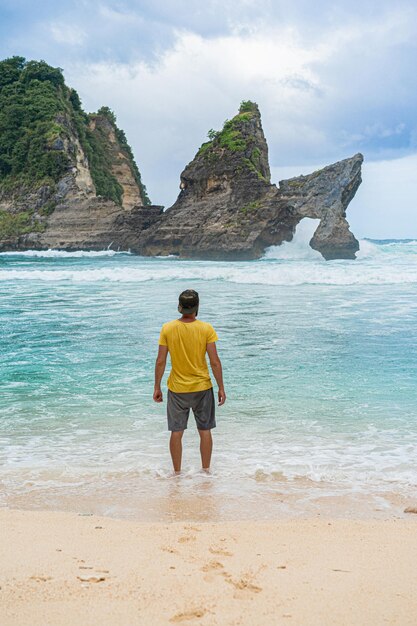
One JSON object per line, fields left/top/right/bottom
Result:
{"left": 189, "top": 100, "right": 270, "bottom": 185}
{"left": 238, "top": 100, "right": 260, "bottom": 115}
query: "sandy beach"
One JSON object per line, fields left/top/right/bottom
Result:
{"left": 1, "top": 509, "right": 416, "bottom": 626}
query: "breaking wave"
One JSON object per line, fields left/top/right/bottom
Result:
{"left": 0, "top": 249, "right": 131, "bottom": 258}
{"left": 0, "top": 239, "right": 416, "bottom": 285}
{"left": 1, "top": 224, "right": 417, "bottom": 286}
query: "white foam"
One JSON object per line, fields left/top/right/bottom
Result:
{"left": 0, "top": 249, "right": 131, "bottom": 258}
{"left": 1, "top": 258, "right": 417, "bottom": 285}
{"left": 1, "top": 239, "right": 417, "bottom": 285}
{"left": 355, "top": 239, "right": 380, "bottom": 259}
{"left": 3, "top": 425, "right": 417, "bottom": 496}
{"left": 264, "top": 217, "right": 323, "bottom": 260}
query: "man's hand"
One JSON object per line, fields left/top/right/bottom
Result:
{"left": 207, "top": 343, "right": 225, "bottom": 406}
{"left": 154, "top": 346, "right": 168, "bottom": 402}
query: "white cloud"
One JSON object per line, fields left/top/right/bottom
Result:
{"left": 66, "top": 27, "right": 329, "bottom": 205}
{"left": 61, "top": 7, "right": 417, "bottom": 236}
{"left": 273, "top": 155, "right": 417, "bottom": 239}
{"left": 348, "top": 154, "right": 417, "bottom": 239}
{"left": 49, "top": 22, "right": 86, "bottom": 46}
{"left": 98, "top": 4, "right": 145, "bottom": 26}
{"left": 340, "top": 123, "right": 407, "bottom": 148}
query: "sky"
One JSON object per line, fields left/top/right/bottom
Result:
{"left": 1, "top": 0, "right": 417, "bottom": 238}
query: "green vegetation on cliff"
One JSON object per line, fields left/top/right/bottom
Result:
{"left": 83, "top": 106, "right": 151, "bottom": 206}
{"left": 0, "top": 56, "right": 150, "bottom": 207}
{"left": 0, "top": 208, "right": 46, "bottom": 237}
{"left": 197, "top": 100, "right": 266, "bottom": 180}
{"left": 0, "top": 57, "right": 70, "bottom": 185}
{"left": 73, "top": 106, "right": 125, "bottom": 205}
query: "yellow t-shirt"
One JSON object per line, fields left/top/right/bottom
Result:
{"left": 159, "top": 319, "right": 218, "bottom": 393}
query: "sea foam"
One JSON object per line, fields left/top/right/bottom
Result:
{"left": 0, "top": 248, "right": 131, "bottom": 258}
{"left": 1, "top": 242, "right": 416, "bottom": 286}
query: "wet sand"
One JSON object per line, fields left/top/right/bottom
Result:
{"left": 1, "top": 508, "right": 416, "bottom": 625}
{"left": 2, "top": 466, "right": 416, "bottom": 522}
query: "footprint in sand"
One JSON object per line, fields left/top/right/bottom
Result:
{"left": 224, "top": 567, "right": 265, "bottom": 594}
{"left": 77, "top": 575, "right": 106, "bottom": 583}
{"left": 178, "top": 535, "right": 196, "bottom": 543}
{"left": 161, "top": 546, "right": 178, "bottom": 553}
{"left": 29, "top": 575, "right": 52, "bottom": 582}
{"left": 227, "top": 577, "right": 262, "bottom": 593}
{"left": 200, "top": 561, "right": 263, "bottom": 594}
{"left": 183, "top": 525, "right": 201, "bottom": 532}
{"left": 209, "top": 545, "right": 233, "bottom": 557}
{"left": 201, "top": 560, "right": 225, "bottom": 582}
{"left": 201, "top": 560, "right": 224, "bottom": 572}
{"left": 170, "top": 608, "right": 207, "bottom": 622}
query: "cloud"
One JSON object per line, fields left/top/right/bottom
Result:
{"left": 348, "top": 154, "right": 417, "bottom": 239}
{"left": 65, "top": 27, "right": 325, "bottom": 206}
{"left": 272, "top": 155, "right": 417, "bottom": 239}
{"left": 49, "top": 22, "right": 86, "bottom": 46}
{"left": 63, "top": 8, "right": 417, "bottom": 216}
{"left": 1, "top": 0, "right": 417, "bottom": 236}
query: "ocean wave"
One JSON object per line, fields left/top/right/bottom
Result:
{"left": 1, "top": 260, "right": 417, "bottom": 285}
{"left": 365, "top": 238, "right": 417, "bottom": 246}
{"left": 2, "top": 450, "right": 416, "bottom": 494}
{"left": 0, "top": 249, "right": 131, "bottom": 258}
{"left": 1, "top": 237, "right": 417, "bottom": 262}
{"left": 1, "top": 235, "right": 417, "bottom": 286}
{"left": 263, "top": 218, "right": 323, "bottom": 260}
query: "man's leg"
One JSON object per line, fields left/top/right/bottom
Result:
{"left": 198, "top": 429, "right": 213, "bottom": 471}
{"left": 170, "top": 430, "right": 184, "bottom": 473}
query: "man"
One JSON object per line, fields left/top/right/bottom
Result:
{"left": 153, "top": 289, "right": 226, "bottom": 474}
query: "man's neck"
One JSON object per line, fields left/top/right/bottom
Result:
{"left": 179, "top": 314, "right": 197, "bottom": 323}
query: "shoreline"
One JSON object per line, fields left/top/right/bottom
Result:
{"left": 1, "top": 508, "right": 416, "bottom": 625}
{"left": 2, "top": 479, "right": 416, "bottom": 522}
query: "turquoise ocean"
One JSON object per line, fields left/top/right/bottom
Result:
{"left": 1, "top": 221, "right": 417, "bottom": 520}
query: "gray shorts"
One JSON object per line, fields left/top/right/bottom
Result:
{"left": 167, "top": 388, "right": 216, "bottom": 432}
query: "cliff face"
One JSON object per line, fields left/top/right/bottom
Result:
{"left": 30, "top": 110, "right": 161, "bottom": 252}
{"left": 0, "top": 57, "right": 158, "bottom": 252}
{"left": 279, "top": 156, "right": 362, "bottom": 260}
{"left": 138, "top": 102, "right": 362, "bottom": 260}
{"left": 0, "top": 59, "right": 362, "bottom": 260}
{"left": 88, "top": 113, "right": 147, "bottom": 209}
{"left": 136, "top": 102, "right": 275, "bottom": 259}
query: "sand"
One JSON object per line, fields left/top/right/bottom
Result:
{"left": 1, "top": 509, "right": 416, "bottom": 625}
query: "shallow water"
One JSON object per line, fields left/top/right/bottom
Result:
{"left": 1, "top": 222, "right": 417, "bottom": 520}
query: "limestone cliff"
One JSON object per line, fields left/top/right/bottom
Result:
{"left": 0, "top": 57, "right": 158, "bottom": 252}
{"left": 0, "top": 58, "right": 362, "bottom": 259}
{"left": 279, "top": 157, "right": 362, "bottom": 260}
{"left": 88, "top": 111, "right": 147, "bottom": 209}
{"left": 138, "top": 102, "right": 362, "bottom": 260}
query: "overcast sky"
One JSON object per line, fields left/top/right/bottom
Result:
{"left": 1, "top": 0, "right": 417, "bottom": 238}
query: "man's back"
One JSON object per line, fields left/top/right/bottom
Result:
{"left": 154, "top": 289, "right": 225, "bottom": 473}
{"left": 159, "top": 319, "right": 218, "bottom": 393}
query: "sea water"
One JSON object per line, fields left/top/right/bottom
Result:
{"left": 1, "top": 221, "right": 417, "bottom": 520}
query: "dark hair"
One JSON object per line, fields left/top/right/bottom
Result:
{"left": 178, "top": 289, "right": 199, "bottom": 314}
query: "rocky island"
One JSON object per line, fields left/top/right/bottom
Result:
{"left": 0, "top": 57, "right": 363, "bottom": 260}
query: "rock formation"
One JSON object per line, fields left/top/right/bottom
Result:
{"left": 0, "top": 57, "right": 161, "bottom": 252}
{"left": 137, "top": 102, "right": 362, "bottom": 260}
{"left": 88, "top": 113, "right": 144, "bottom": 210}
{"left": 0, "top": 57, "right": 362, "bottom": 259}
{"left": 278, "top": 156, "right": 362, "bottom": 260}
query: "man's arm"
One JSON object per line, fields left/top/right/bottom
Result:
{"left": 154, "top": 345, "right": 168, "bottom": 402}
{"left": 206, "top": 342, "right": 226, "bottom": 406}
